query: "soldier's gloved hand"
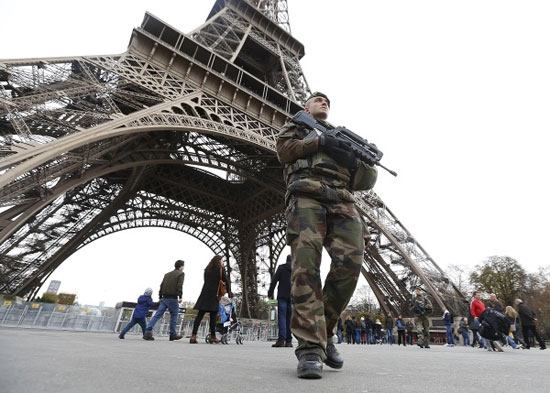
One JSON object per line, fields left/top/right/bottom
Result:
{"left": 318, "top": 134, "right": 341, "bottom": 149}
{"left": 325, "top": 145, "right": 357, "bottom": 169}
{"left": 318, "top": 135, "right": 357, "bottom": 169}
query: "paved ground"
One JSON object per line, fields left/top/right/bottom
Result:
{"left": 1, "top": 327, "right": 549, "bottom": 393}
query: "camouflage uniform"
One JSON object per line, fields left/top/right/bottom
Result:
{"left": 276, "top": 117, "right": 377, "bottom": 360}
{"left": 410, "top": 292, "right": 433, "bottom": 346}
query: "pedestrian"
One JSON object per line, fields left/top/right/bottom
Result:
{"left": 118, "top": 288, "right": 155, "bottom": 339}
{"left": 336, "top": 317, "right": 343, "bottom": 344}
{"left": 458, "top": 317, "right": 470, "bottom": 346}
{"left": 364, "top": 315, "right": 374, "bottom": 344}
{"left": 515, "top": 299, "right": 546, "bottom": 350}
{"left": 345, "top": 315, "right": 354, "bottom": 344}
{"left": 487, "top": 293, "right": 504, "bottom": 312}
{"left": 354, "top": 316, "right": 362, "bottom": 344}
{"left": 374, "top": 318, "right": 383, "bottom": 344}
{"left": 268, "top": 255, "right": 293, "bottom": 348}
{"left": 410, "top": 285, "right": 433, "bottom": 348}
{"left": 505, "top": 305, "right": 525, "bottom": 347}
{"left": 143, "top": 260, "right": 185, "bottom": 341}
{"left": 395, "top": 314, "right": 406, "bottom": 346}
{"left": 442, "top": 308, "right": 455, "bottom": 347}
{"left": 189, "top": 255, "right": 230, "bottom": 344}
{"left": 471, "top": 290, "right": 502, "bottom": 352}
{"left": 360, "top": 317, "right": 367, "bottom": 344}
{"left": 405, "top": 318, "right": 414, "bottom": 345}
{"left": 385, "top": 312, "right": 395, "bottom": 345}
{"left": 276, "top": 92, "right": 378, "bottom": 379}
{"left": 469, "top": 314, "right": 483, "bottom": 348}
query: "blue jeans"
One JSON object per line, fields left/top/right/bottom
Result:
{"left": 120, "top": 317, "right": 146, "bottom": 337}
{"left": 277, "top": 299, "right": 292, "bottom": 342}
{"left": 387, "top": 328, "right": 394, "bottom": 344}
{"left": 146, "top": 298, "right": 180, "bottom": 335}
{"left": 367, "top": 328, "right": 374, "bottom": 344}
{"left": 505, "top": 334, "right": 518, "bottom": 348}
{"left": 337, "top": 329, "right": 343, "bottom": 344}
{"left": 355, "top": 328, "right": 361, "bottom": 344}
{"left": 461, "top": 330, "right": 470, "bottom": 346}
{"left": 445, "top": 325, "right": 454, "bottom": 344}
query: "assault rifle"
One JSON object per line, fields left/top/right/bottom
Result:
{"left": 292, "top": 110, "right": 397, "bottom": 176}
{"left": 411, "top": 304, "right": 426, "bottom": 316}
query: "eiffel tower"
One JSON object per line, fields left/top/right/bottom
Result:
{"left": 0, "top": 0, "right": 468, "bottom": 318}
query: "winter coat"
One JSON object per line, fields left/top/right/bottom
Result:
{"left": 385, "top": 316, "right": 394, "bottom": 329}
{"left": 443, "top": 310, "right": 454, "bottom": 326}
{"left": 159, "top": 269, "right": 185, "bottom": 299}
{"left": 518, "top": 303, "right": 537, "bottom": 326}
{"left": 479, "top": 308, "right": 510, "bottom": 339}
{"left": 470, "top": 299, "right": 485, "bottom": 318}
{"left": 267, "top": 262, "right": 291, "bottom": 300}
{"left": 487, "top": 299, "right": 504, "bottom": 312}
{"left": 395, "top": 318, "right": 406, "bottom": 330}
{"left": 194, "top": 267, "right": 229, "bottom": 312}
{"left": 364, "top": 317, "right": 373, "bottom": 329}
{"left": 133, "top": 295, "right": 155, "bottom": 319}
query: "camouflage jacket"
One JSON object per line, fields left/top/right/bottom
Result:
{"left": 410, "top": 294, "right": 433, "bottom": 316}
{"left": 276, "top": 120, "right": 377, "bottom": 204}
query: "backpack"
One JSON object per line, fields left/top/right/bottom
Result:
{"left": 479, "top": 308, "right": 510, "bottom": 339}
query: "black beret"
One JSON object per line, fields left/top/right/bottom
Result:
{"left": 307, "top": 91, "right": 330, "bottom": 107}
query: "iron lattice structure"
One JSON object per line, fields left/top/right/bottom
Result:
{"left": 0, "top": 0, "right": 468, "bottom": 317}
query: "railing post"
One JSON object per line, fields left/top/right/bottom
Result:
{"left": 1, "top": 305, "right": 13, "bottom": 324}
{"left": 32, "top": 306, "right": 42, "bottom": 326}
{"left": 17, "top": 305, "right": 28, "bottom": 326}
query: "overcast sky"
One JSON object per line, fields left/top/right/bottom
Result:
{"left": 2, "top": 1, "right": 549, "bottom": 306}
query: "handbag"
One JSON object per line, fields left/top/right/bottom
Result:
{"left": 217, "top": 266, "right": 227, "bottom": 299}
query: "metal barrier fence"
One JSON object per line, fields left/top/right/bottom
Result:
{"left": 0, "top": 300, "right": 278, "bottom": 342}
{"left": 0, "top": 302, "right": 117, "bottom": 331}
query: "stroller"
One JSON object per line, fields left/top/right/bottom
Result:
{"left": 205, "top": 296, "right": 244, "bottom": 345}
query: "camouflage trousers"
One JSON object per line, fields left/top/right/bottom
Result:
{"left": 285, "top": 195, "right": 365, "bottom": 360}
{"left": 414, "top": 316, "right": 430, "bottom": 346}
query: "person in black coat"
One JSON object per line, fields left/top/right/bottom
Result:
{"left": 515, "top": 298, "right": 546, "bottom": 350}
{"left": 268, "top": 255, "right": 292, "bottom": 347}
{"left": 190, "top": 255, "right": 230, "bottom": 344}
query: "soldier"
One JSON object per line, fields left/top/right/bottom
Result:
{"left": 410, "top": 285, "right": 433, "bottom": 348}
{"left": 276, "top": 92, "right": 378, "bottom": 379}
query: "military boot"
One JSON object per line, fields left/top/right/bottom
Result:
{"left": 297, "top": 353, "right": 323, "bottom": 379}
{"left": 143, "top": 333, "right": 154, "bottom": 341}
{"left": 324, "top": 342, "right": 344, "bottom": 369}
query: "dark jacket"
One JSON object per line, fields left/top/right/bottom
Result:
{"left": 194, "top": 267, "right": 229, "bottom": 312}
{"left": 385, "top": 316, "right": 394, "bottom": 329}
{"left": 133, "top": 295, "right": 155, "bottom": 319}
{"left": 267, "top": 262, "right": 291, "bottom": 300}
{"left": 487, "top": 299, "right": 504, "bottom": 312}
{"left": 395, "top": 318, "right": 406, "bottom": 330}
{"left": 364, "top": 317, "right": 373, "bottom": 329}
{"left": 518, "top": 303, "right": 537, "bottom": 326}
{"left": 159, "top": 269, "right": 185, "bottom": 299}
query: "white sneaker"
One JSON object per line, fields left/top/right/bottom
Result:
{"left": 493, "top": 342, "right": 504, "bottom": 352}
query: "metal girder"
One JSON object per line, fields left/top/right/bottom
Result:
{"left": 0, "top": 1, "right": 467, "bottom": 319}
